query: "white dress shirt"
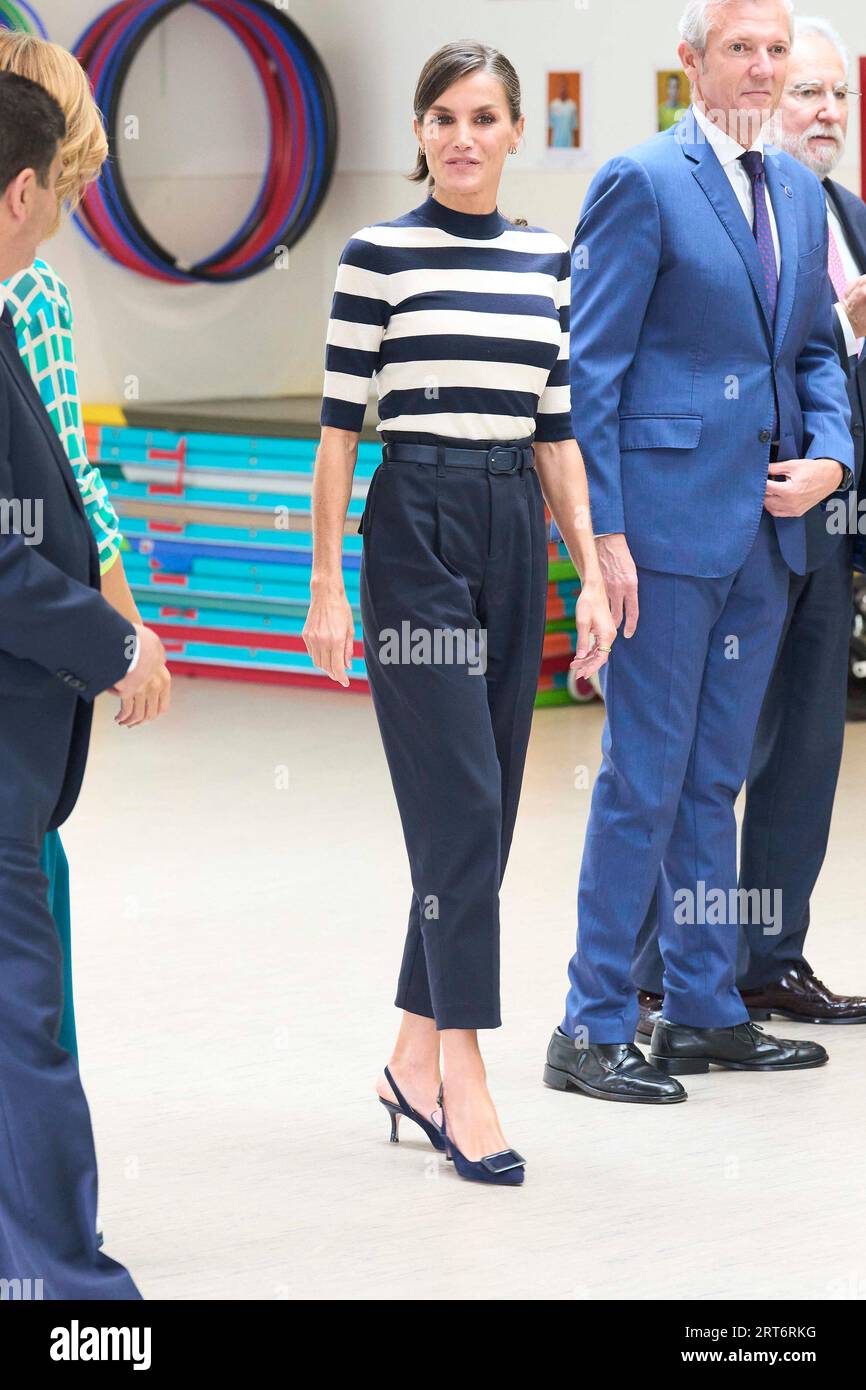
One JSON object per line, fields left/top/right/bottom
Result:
{"left": 692, "top": 104, "right": 782, "bottom": 275}
{"left": 826, "top": 196, "right": 863, "bottom": 358}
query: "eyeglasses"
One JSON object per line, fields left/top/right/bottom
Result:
{"left": 786, "top": 84, "right": 860, "bottom": 105}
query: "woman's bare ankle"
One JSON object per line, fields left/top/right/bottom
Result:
{"left": 376, "top": 1055, "right": 441, "bottom": 1111}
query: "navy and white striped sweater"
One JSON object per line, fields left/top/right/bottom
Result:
{"left": 320, "top": 192, "right": 573, "bottom": 445}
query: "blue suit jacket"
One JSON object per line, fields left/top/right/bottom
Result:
{"left": 0, "top": 310, "right": 135, "bottom": 835}
{"left": 570, "top": 111, "right": 854, "bottom": 577}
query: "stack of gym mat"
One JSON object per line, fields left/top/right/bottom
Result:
{"left": 84, "top": 412, "right": 585, "bottom": 704}
{"left": 537, "top": 535, "right": 585, "bottom": 708}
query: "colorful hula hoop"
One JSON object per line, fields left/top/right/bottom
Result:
{"left": 74, "top": 0, "right": 337, "bottom": 283}
{"left": 0, "top": 0, "right": 48, "bottom": 35}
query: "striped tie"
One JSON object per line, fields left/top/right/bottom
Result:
{"left": 828, "top": 222, "right": 864, "bottom": 357}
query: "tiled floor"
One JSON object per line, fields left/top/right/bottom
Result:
{"left": 63, "top": 675, "right": 866, "bottom": 1300}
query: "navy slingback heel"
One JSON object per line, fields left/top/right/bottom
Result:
{"left": 378, "top": 1066, "right": 448, "bottom": 1153}
{"left": 436, "top": 1084, "right": 526, "bottom": 1186}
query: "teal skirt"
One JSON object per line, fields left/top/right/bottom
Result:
{"left": 40, "top": 829, "right": 78, "bottom": 1059}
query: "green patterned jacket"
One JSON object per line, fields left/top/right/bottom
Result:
{"left": 3, "top": 257, "right": 122, "bottom": 575}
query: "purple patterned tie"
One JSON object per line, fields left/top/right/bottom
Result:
{"left": 740, "top": 150, "right": 779, "bottom": 441}
{"left": 739, "top": 150, "right": 778, "bottom": 323}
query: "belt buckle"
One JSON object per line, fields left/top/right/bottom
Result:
{"left": 487, "top": 445, "right": 520, "bottom": 474}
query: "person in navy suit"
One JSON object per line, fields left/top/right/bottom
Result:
{"left": 635, "top": 16, "right": 866, "bottom": 1037}
{"left": 543, "top": 0, "right": 855, "bottom": 1104}
{"left": 0, "top": 71, "right": 165, "bottom": 1298}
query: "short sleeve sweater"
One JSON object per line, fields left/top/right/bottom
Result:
{"left": 320, "top": 192, "right": 573, "bottom": 445}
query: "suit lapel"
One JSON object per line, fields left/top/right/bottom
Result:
{"left": 0, "top": 316, "right": 88, "bottom": 523}
{"left": 682, "top": 129, "right": 774, "bottom": 344}
{"left": 764, "top": 149, "right": 798, "bottom": 355}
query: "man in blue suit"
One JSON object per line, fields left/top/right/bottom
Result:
{"left": 0, "top": 72, "right": 164, "bottom": 1296}
{"left": 543, "top": 0, "right": 854, "bottom": 1103}
{"left": 634, "top": 16, "right": 866, "bottom": 1038}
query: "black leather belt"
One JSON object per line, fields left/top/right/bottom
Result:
{"left": 381, "top": 441, "right": 535, "bottom": 475}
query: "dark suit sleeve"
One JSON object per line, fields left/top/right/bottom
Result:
{"left": 0, "top": 371, "right": 137, "bottom": 699}
{"left": 795, "top": 202, "right": 854, "bottom": 473}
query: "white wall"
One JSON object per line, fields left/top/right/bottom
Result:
{"left": 28, "top": 0, "right": 866, "bottom": 406}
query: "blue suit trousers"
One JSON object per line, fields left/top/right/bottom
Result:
{"left": 632, "top": 535, "right": 853, "bottom": 995}
{"left": 562, "top": 510, "right": 789, "bottom": 1042}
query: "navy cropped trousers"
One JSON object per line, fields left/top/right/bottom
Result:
{"left": 360, "top": 440, "right": 548, "bottom": 1030}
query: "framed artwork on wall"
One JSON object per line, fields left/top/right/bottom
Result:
{"left": 547, "top": 71, "right": 581, "bottom": 149}
{"left": 540, "top": 68, "right": 592, "bottom": 168}
{"left": 656, "top": 69, "right": 690, "bottom": 132}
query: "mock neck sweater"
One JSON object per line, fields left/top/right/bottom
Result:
{"left": 320, "top": 191, "right": 572, "bottom": 446}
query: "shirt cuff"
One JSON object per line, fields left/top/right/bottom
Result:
{"left": 835, "top": 301, "right": 860, "bottom": 358}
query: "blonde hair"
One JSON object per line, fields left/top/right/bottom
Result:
{"left": 0, "top": 33, "right": 107, "bottom": 236}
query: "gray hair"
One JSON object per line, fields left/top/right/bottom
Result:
{"left": 793, "top": 15, "right": 849, "bottom": 73}
{"left": 679, "top": 0, "right": 794, "bottom": 54}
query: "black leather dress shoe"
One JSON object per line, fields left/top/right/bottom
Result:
{"left": 636, "top": 990, "right": 663, "bottom": 1040}
{"left": 649, "top": 1018, "right": 829, "bottom": 1074}
{"left": 741, "top": 963, "right": 866, "bottom": 1024}
{"left": 543, "top": 1027, "right": 687, "bottom": 1103}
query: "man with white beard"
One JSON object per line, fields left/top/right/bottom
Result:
{"left": 635, "top": 15, "right": 866, "bottom": 1031}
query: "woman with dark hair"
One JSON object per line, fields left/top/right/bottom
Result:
{"left": 304, "top": 41, "right": 614, "bottom": 1184}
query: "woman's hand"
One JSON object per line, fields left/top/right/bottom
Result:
{"left": 116, "top": 664, "right": 172, "bottom": 728}
{"left": 303, "top": 586, "right": 356, "bottom": 687}
{"left": 571, "top": 578, "right": 617, "bottom": 681}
